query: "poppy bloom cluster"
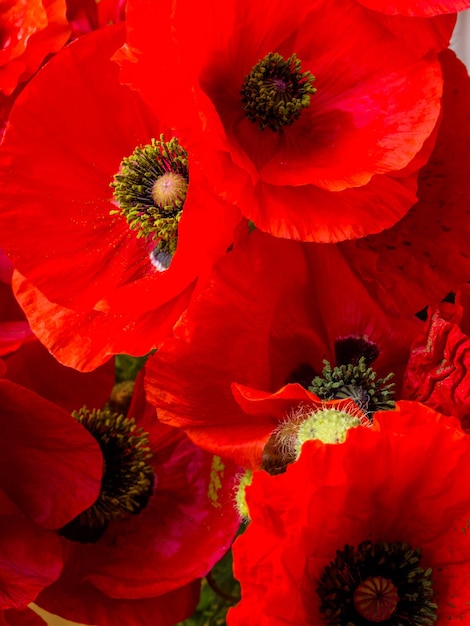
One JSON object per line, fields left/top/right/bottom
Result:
{"left": 121, "top": 0, "right": 451, "bottom": 243}
{"left": 1, "top": 0, "right": 470, "bottom": 624}
{"left": 145, "top": 229, "right": 422, "bottom": 468}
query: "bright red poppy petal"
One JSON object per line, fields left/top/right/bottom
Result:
{"left": 254, "top": 171, "right": 418, "bottom": 242}
{"left": 12, "top": 271, "right": 194, "bottom": 372}
{"left": 232, "top": 383, "right": 365, "bottom": 421}
{"left": 2, "top": 341, "right": 115, "bottom": 412}
{"left": 0, "top": 517, "right": 62, "bottom": 610}
{"left": 339, "top": 50, "right": 470, "bottom": 316}
{"left": 0, "top": 0, "right": 70, "bottom": 95}
{"left": 0, "top": 0, "right": 47, "bottom": 65}
{"left": 0, "top": 380, "right": 102, "bottom": 528}
{"left": 403, "top": 304, "right": 470, "bottom": 430}
{"left": 368, "top": 12, "right": 456, "bottom": 57}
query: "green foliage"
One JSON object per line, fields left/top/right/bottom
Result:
{"left": 177, "top": 549, "right": 240, "bottom": 626}
{"left": 114, "top": 354, "right": 149, "bottom": 383}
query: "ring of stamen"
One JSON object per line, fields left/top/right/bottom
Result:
{"left": 309, "top": 357, "right": 395, "bottom": 416}
{"left": 317, "top": 541, "right": 437, "bottom": 625}
{"left": 110, "top": 135, "right": 189, "bottom": 261}
{"left": 59, "top": 407, "right": 154, "bottom": 543}
{"left": 241, "top": 52, "right": 316, "bottom": 132}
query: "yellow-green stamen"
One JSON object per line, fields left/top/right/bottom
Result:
{"left": 60, "top": 407, "right": 154, "bottom": 543}
{"left": 110, "top": 135, "right": 188, "bottom": 261}
{"left": 309, "top": 357, "right": 395, "bottom": 415}
{"left": 241, "top": 52, "right": 316, "bottom": 132}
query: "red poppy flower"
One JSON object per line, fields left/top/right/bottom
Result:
{"left": 121, "top": 0, "right": 443, "bottom": 242}
{"left": 229, "top": 402, "right": 470, "bottom": 625}
{"left": 0, "top": 379, "right": 103, "bottom": 610}
{"left": 403, "top": 284, "right": 470, "bottom": 431}
{"left": 34, "top": 371, "right": 241, "bottom": 626}
{"left": 337, "top": 49, "right": 470, "bottom": 317}
{"left": 0, "top": 0, "right": 70, "bottom": 95}
{"left": 145, "top": 229, "right": 421, "bottom": 468}
{"left": 0, "top": 24, "right": 241, "bottom": 370}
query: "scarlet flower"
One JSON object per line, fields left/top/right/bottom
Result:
{"left": 121, "top": 0, "right": 443, "bottom": 242}
{"left": 145, "top": 229, "right": 421, "bottom": 469}
{"left": 0, "top": 24, "right": 240, "bottom": 371}
{"left": 337, "top": 49, "right": 470, "bottom": 317}
{"left": 0, "top": 379, "right": 103, "bottom": 611}
{"left": 34, "top": 372, "right": 241, "bottom": 626}
{"left": 0, "top": 0, "right": 70, "bottom": 95}
{"left": 229, "top": 402, "right": 470, "bottom": 625}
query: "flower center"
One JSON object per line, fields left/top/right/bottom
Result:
{"left": 353, "top": 576, "right": 399, "bottom": 622}
{"left": 59, "top": 408, "right": 154, "bottom": 543}
{"left": 317, "top": 541, "right": 437, "bottom": 625}
{"left": 241, "top": 52, "right": 316, "bottom": 132}
{"left": 151, "top": 171, "right": 188, "bottom": 208}
{"left": 261, "top": 405, "right": 367, "bottom": 475}
{"left": 309, "top": 357, "right": 395, "bottom": 416}
{"left": 110, "top": 135, "right": 189, "bottom": 267}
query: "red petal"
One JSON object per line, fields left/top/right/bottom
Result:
{"left": 0, "top": 517, "right": 62, "bottom": 610}
{"left": 0, "top": 380, "right": 102, "bottom": 528}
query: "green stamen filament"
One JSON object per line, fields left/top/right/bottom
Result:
{"left": 110, "top": 135, "right": 188, "bottom": 258}
{"left": 60, "top": 407, "right": 154, "bottom": 543}
{"left": 317, "top": 541, "right": 437, "bottom": 625}
{"left": 241, "top": 52, "right": 316, "bottom": 132}
{"left": 309, "top": 357, "right": 395, "bottom": 416}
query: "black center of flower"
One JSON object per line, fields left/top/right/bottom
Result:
{"left": 317, "top": 541, "right": 437, "bottom": 625}
{"left": 285, "top": 362, "right": 318, "bottom": 389}
{"left": 309, "top": 357, "right": 395, "bottom": 416}
{"left": 241, "top": 52, "right": 316, "bottom": 132}
{"left": 335, "top": 337, "right": 380, "bottom": 368}
{"left": 59, "top": 408, "right": 154, "bottom": 544}
{"left": 110, "top": 135, "right": 189, "bottom": 269}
